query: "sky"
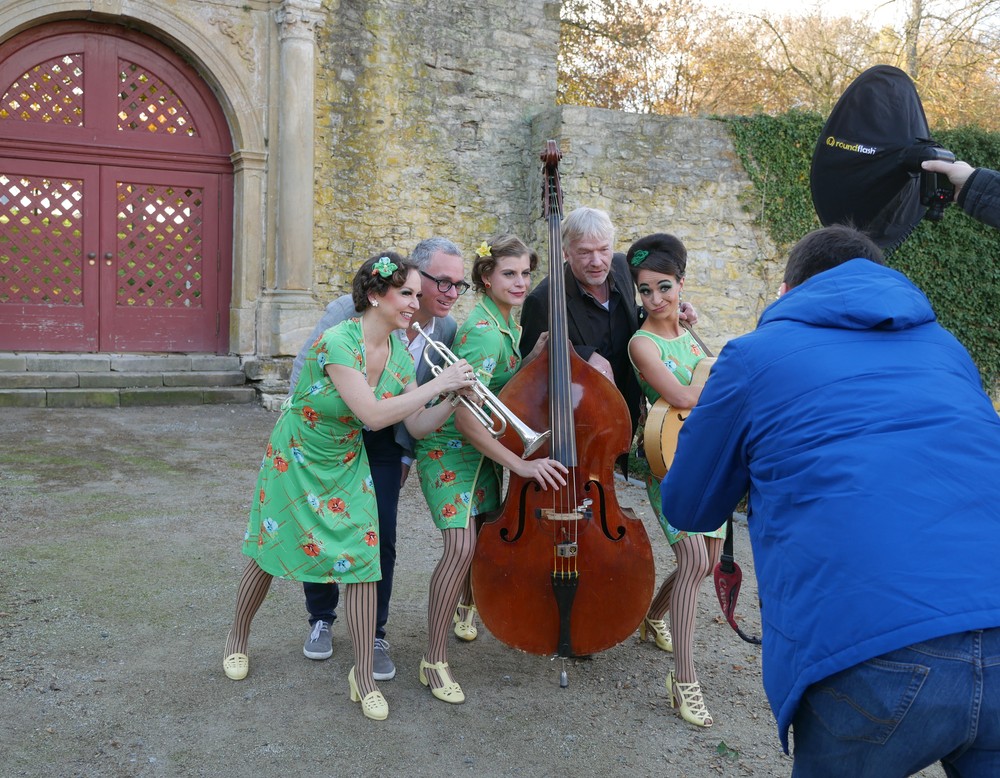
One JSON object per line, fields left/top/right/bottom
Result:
{"left": 707, "top": 0, "right": 905, "bottom": 26}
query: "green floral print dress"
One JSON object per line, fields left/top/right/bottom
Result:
{"left": 416, "top": 295, "right": 521, "bottom": 530}
{"left": 242, "top": 318, "right": 415, "bottom": 583}
{"left": 630, "top": 329, "right": 727, "bottom": 545}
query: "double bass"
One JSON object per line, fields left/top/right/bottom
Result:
{"left": 470, "top": 141, "right": 655, "bottom": 658}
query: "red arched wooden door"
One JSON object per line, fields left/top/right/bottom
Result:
{"left": 0, "top": 21, "right": 233, "bottom": 353}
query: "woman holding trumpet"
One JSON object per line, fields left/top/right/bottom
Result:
{"left": 414, "top": 234, "right": 568, "bottom": 704}
{"left": 224, "top": 253, "right": 477, "bottom": 721}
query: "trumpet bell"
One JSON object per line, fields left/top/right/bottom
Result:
{"left": 521, "top": 428, "right": 551, "bottom": 459}
{"left": 412, "top": 321, "right": 552, "bottom": 460}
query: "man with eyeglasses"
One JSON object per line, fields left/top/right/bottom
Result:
{"left": 287, "top": 237, "right": 469, "bottom": 681}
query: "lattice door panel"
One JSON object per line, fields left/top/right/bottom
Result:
{"left": 101, "top": 168, "right": 219, "bottom": 352}
{"left": 0, "top": 22, "right": 233, "bottom": 353}
{"left": 0, "top": 172, "right": 85, "bottom": 306}
{"left": 0, "top": 160, "right": 99, "bottom": 350}
{"left": 0, "top": 52, "right": 84, "bottom": 126}
{"left": 115, "top": 181, "right": 204, "bottom": 309}
{"left": 118, "top": 59, "right": 197, "bottom": 137}
{"left": 0, "top": 26, "right": 227, "bottom": 152}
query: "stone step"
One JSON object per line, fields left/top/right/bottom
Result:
{"left": 0, "top": 353, "right": 242, "bottom": 372}
{"left": 0, "top": 371, "right": 248, "bottom": 389}
{"left": 0, "top": 352, "right": 257, "bottom": 408}
{"left": 0, "top": 386, "right": 257, "bottom": 408}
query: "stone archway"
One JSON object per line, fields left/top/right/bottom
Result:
{"left": 0, "top": 0, "right": 326, "bottom": 361}
{"left": 0, "top": 20, "right": 235, "bottom": 353}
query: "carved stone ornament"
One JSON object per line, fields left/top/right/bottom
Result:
{"left": 209, "top": 15, "right": 258, "bottom": 74}
{"left": 275, "top": 1, "right": 325, "bottom": 42}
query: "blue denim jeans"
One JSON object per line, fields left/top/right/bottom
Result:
{"left": 302, "top": 426, "right": 402, "bottom": 639}
{"left": 792, "top": 628, "right": 1000, "bottom": 777}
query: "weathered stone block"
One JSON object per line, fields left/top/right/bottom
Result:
{"left": 110, "top": 355, "right": 193, "bottom": 373}
{"left": 0, "top": 389, "right": 46, "bottom": 407}
{"left": 0, "top": 353, "right": 27, "bottom": 371}
{"left": 46, "top": 389, "right": 120, "bottom": 408}
{"left": 78, "top": 373, "right": 165, "bottom": 388}
{"left": 202, "top": 387, "right": 258, "bottom": 404}
{"left": 162, "top": 371, "right": 247, "bottom": 387}
{"left": 189, "top": 355, "right": 242, "bottom": 371}
{"left": 27, "top": 354, "right": 110, "bottom": 373}
{"left": 0, "top": 372, "right": 79, "bottom": 389}
{"left": 120, "top": 388, "right": 206, "bottom": 406}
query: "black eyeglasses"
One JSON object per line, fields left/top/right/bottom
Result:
{"left": 419, "top": 269, "right": 470, "bottom": 295}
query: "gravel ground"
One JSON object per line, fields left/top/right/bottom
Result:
{"left": 0, "top": 405, "right": 945, "bottom": 777}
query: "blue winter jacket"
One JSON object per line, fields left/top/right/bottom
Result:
{"left": 661, "top": 259, "right": 1000, "bottom": 751}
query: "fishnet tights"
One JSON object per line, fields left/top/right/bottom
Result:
{"left": 424, "top": 521, "right": 476, "bottom": 687}
{"left": 647, "top": 535, "right": 723, "bottom": 683}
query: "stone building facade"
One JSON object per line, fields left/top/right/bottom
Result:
{"left": 0, "top": 0, "right": 779, "bottom": 368}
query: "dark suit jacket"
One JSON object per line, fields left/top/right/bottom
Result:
{"left": 520, "top": 252, "right": 642, "bottom": 431}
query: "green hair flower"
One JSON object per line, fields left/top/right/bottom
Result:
{"left": 476, "top": 241, "right": 492, "bottom": 258}
{"left": 372, "top": 256, "right": 398, "bottom": 278}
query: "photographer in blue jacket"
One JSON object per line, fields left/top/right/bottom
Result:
{"left": 661, "top": 224, "right": 1000, "bottom": 776}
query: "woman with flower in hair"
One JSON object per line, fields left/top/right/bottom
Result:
{"left": 626, "top": 233, "right": 726, "bottom": 729}
{"left": 415, "top": 235, "right": 567, "bottom": 704}
{"left": 223, "top": 252, "right": 476, "bottom": 722}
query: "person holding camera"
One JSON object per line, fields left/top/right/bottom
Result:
{"left": 661, "top": 224, "right": 1000, "bottom": 774}
{"left": 922, "top": 158, "right": 1000, "bottom": 229}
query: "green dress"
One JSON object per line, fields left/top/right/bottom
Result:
{"left": 416, "top": 295, "right": 521, "bottom": 530}
{"left": 242, "top": 318, "right": 415, "bottom": 583}
{"left": 630, "top": 328, "right": 727, "bottom": 545}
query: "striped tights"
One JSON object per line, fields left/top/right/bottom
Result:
{"left": 647, "top": 535, "right": 723, "bottom": 683}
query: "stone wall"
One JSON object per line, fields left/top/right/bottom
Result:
{"left": 312, "top": 1, "right": 783, "bottom": 351}
{"left": 0, "top": 0, "right": 784, "bottom": 359}
{"left": 533, "top": 106, "right": 782, "bottom": 352}
{"left": 314, "top": 0, "right": 561, "bottom": 295}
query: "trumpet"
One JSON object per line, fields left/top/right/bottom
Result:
{"left": 412, "top": 322, "right": 551, "bottom": 459}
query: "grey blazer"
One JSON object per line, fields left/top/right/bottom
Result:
{"left": 288, "top": 293, "right": 458, "bottom": 458}
{"left": 398, "top": 312, "right": 457, "bottom": 456}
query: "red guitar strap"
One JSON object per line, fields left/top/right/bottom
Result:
{"left": 714, "top": 515, "right": 762, "bottom": 645}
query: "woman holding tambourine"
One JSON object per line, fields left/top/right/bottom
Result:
{"left": 626, "top": 233, "right": 727, "bottom": 729}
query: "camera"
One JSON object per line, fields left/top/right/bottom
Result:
{"left": 921, "top": 171, "right": 954, "bottom": 221}
{"left": 901, "top": 145, "right": 955, "bottom": 222}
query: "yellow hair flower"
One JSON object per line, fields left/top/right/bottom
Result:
{"left": 476, "top": 241, "right": 492, "bottom": 258}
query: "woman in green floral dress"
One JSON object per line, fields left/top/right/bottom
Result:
{"left": 223, "top": 253, "right": 477, "bottom": 722}
{"left": 626, "top": 234, "right": 727, "bottom": 730}
{"left": 414, "top": 235, "right": 567, "bottom": 704}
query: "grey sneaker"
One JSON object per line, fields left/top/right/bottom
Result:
{"left": 373, "top": 637, "right": 396, "bottom": 680}
{"left": 303, "top": 620, "right": 333, "bottom": 660}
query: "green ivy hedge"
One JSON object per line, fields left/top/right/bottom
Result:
{"left": 726, "top": 113, "right": 1000, "bottom": 396}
